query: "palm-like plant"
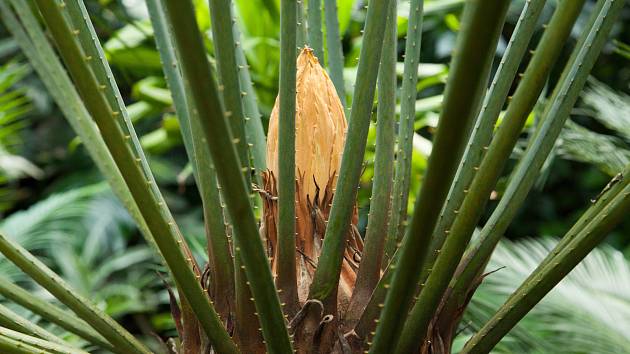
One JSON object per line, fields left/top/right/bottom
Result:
{"left": 461, "top": 237, "right": 630, "bottom": 354}
{"left": 0, "top": 0, "right": 628, "bottom": 353}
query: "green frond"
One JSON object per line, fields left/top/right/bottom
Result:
{"left": 323, "top": 0, "right": 346, "bottom": 106}
{"left": 276, "top": 0, "right": 299, "bottom": 312}
{"left": 159, "top": 1, "right": 292, "bottom": 352}
{"left": 346, "top": 0, "right": 398, "bottom": 325}
{"left": 384, "top": 0, "right": 425, "bottom": 263}
{"left": 558, "top": 121, "right": 629, "bottom": 176}
{"left": 370, "top": 1, "right": 511, "bottom": 352}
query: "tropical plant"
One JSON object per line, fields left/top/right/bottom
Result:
{"left": 556, "top": 77, "right": 630, "bottom": 176}
{"left": 0, "top": 60, "right": 41, "bottom": 214}
{"left": 0, "top": 0, "right": 628, "bottom": 353}
{"left": 458, "top": 237, "right": 630, "bottom": 354}
{"left": 0, "top": 183, "right": 164, "bottom": 319}
{"left": 0, "top": 183, "right": 169, "bottom": 351}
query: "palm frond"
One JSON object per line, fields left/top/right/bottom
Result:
{"left": 553, "top": 78, "right": 630, "bottom": 176}
{"left": 557, "top": 120, "right": 630, "bottom": 176}
{"left": 0, "top": 60, "right": 39, "bottom": 213}
{"left": 460, "top": 238, "right": 630, "bottom": 354}
{"left": 581, "top": 77, "right": 630, "bottom": 138}
{"left": 0, "top": 184, "right": 106, "bottom": 273}
{"left": 0, "top": 183, "right": 162, "bottom": 320}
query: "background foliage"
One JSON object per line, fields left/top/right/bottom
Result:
{"left": 0, "top": 0, "right": 629, "bottom": 352}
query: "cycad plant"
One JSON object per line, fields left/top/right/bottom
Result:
{"left": 0, "top": 0, "right": 628, "bottom": 353}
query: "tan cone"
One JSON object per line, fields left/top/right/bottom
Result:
{"left": 262, "top": 47, "right": 362, "bottom": 308}
{"left": 267, "top": 47, "right": 347, "bottom": 203}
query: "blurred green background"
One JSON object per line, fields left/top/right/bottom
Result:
{"left": 0, "top": 0, "right": 629, "bottom": 352}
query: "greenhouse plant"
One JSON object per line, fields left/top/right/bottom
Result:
{"left": 0, "top": 0, "right": 628, "bottom": 353}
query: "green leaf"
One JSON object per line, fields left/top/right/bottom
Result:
{"left": 308, "top": 0, "right": 393, "bottom": 305}
{"left": 345, "top": 0, "right": 398, "bottom": 327}
{"left": 323, "top": 0, "right": 346, "bottom": 106}
{"left": 276, "top": 0, "right": 299, "bottom": 313}
{"left": 384, "top": 0, "right": 425, "bottom": 264}
{"left": 369, "top": 1, "right": 511, "bottom": 352}
{"left": 159, "top": 1, "right": 292, "bottom": 352}
{"left": 395, "top": 1, "right": 586, "bottom": 351}
{"left": 30, "top": 1, "right": 234, "bottom": 352}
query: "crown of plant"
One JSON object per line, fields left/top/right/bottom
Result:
{"left": 0, "top": 0, "right": 628, "bottom": 354}
{"left": 264, "top": 47, "right": 359, "bottom": 309}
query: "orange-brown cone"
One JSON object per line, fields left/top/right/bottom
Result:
{"left": 262, "top": 47, "right": 362, "bottom": 309}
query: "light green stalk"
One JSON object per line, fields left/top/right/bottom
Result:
{"left": 297, "top": 0, "right": 307, "bottom": 49}
{"left": 307, "top": 0, "right": 324, "bottom": 60}
{"left": 351, "top": 0, "right": 424, "bottom": 337}
{"left": 145, "top": 0, "right": 234, "bottom": 321}
{"left": 0, "top": 304, "right": 65, "bottom": 346}
{"left": 32, "top": 1, "right": 236, "bottom": 352}
{"left": 208, "top": 3, "right": 263, "bottom": 346}
{"left": 448, "top": 0, "right": 621, "bottom": 316}
{"left": 160, "top": 1, "right": 292, "bottom": 352}
{"left": 0, "top": 278, "right": 112, "bottom": 350}
{"left": 0, "top": 334, "right": 55, "bottom": 354}
{"left": 323, "top": 0, "right": 346, "bottom": 106}
{"left": 345, "top": 0, "right": 398, "bottom": 327}
{"left": 369, "top": 2, "right": 511, "bottom": 352}
{"left": 420, "top": 0, "right": 548, "bottom": 277}
{"left": 308, "top": 0, "right": 393, "bottom": 306}
{"left": 277, "top": 0, "right": 299, "bottom": 313}
{"left": 384, "top": 0, "right": 425, "bottom": 264}
{"left": 234, "top": 22, "right": 267, "bottom": 181}
{"left": 0, "top": 327, "right": 88, "bottom": 354}
{"left": 209, "top": 0, "right": 250, "bottom": 185}
{"left": 353, "top": 259, "right": 393, "bottom": 338}
{"left": 0, "top": 232, "right": 149, "bottom": 354}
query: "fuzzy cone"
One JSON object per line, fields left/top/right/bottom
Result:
{"left": 263, "top": 48, "right": 362, "bottom": 308}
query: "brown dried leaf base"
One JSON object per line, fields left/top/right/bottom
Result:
{"left": 260, "top": 170, "right": 363, "bottom": 353}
